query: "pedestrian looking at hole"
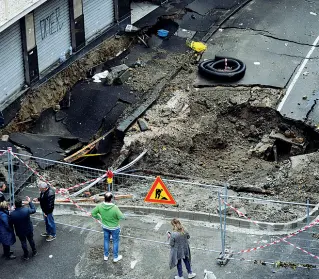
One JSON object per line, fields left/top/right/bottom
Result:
{"left": 168, "top": 218, "right": 196, "bottom": 279}
{"left": 33, "top": 181, "right": 56, "bottom": 242}
{"left": 91, "top": 192, "right": 124, "bottom": 263}
{"left": 0, "top": 201, "right": 16, "bottom": 260}
{"left": 11, "top": 196, "right": 37, "bottom": 260}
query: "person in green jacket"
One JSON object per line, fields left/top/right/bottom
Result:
{"left": 91, "top": 192, "right": 124, "bottom": 262}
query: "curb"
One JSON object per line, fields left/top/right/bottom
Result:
{"left": 53, "top": 202, "right": 319, "bottom": 233}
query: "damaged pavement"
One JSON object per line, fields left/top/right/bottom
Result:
{"left": 1, "top": 0, "right": 319, "bottom": 219}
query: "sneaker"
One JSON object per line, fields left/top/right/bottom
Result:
{"left": 32, "top": 251, "right": 38, "bottom": 257}
{"left": 22, "top": 256, "right": 30, "bottom": 261}
{"left": 46, "top": 235, "right": 56, "bottom": 242}
{"left": 113, "top": 255, "right": 123, "bottom": 263}
{"left": 188, "top": 273, "right": 196, "bottom": 279}
{"left": 5, "top": 254, "right": 16, "bottom": 260}
{"left": 175, "top": 276, "right": 184, "bottom": 279}
{"left": 41, "top": 232, "right": 49, "bottom": 237}
{"left": 104, "top": 255, "right": 109, "bottom": 261}
{"left": 2, "top": 251, "right": 13, "bottom": 258}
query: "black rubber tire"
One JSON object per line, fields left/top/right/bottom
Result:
{"left": 198, "top": 56, "right": 246, "bottom": 81}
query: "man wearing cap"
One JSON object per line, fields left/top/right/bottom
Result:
{"left": 36, "top": 182, "right": 56, "bottom": 241}
{"left": 92, "top": 192, "right": 124, "bottom": 262}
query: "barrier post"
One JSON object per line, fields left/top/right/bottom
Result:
{"left": 218, "top": 189, "right": 225, "bottom": 258}
{"left": 7, "top": 147, "right": 14, "bottom": 206}
{"left": 217, "top": 183, "right": 232, "bottom": 266}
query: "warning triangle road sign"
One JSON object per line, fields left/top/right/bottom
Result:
{"left": 144, "top": 176, "right": 176, "bottom": 205}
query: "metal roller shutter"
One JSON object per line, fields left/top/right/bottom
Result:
{"left": 0, "top": 22, "right": 24, "bottom": 105}
{"left": 83, "top": 0, "right": 114, "bottom": 42}
{"left": 34, "top": 0, "right": 71, "bottom": 73}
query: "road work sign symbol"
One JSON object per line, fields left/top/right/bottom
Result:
{"left": 144, "top": 176, "right": 176, "bottom": 205}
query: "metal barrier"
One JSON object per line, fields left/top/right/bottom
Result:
{"left": 1, "top": 148, "right": 318, "bottom": 270}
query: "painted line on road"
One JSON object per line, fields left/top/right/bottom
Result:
{"left": 154, "top": 221, "right": 164, "bottom": 231}
{"left": 277, "top": 35, "right": 319, "bottom": 112}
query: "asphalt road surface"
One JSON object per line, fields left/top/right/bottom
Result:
{"left": 196, "top": 0, "right": 319, "bottom": 126}
{"left": 0, "top": 211, "right": 318, "bottom": 279}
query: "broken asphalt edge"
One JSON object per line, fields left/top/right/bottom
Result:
{"left": 201, "top": 0, "right": 254, "bottom": 43}
{"left": 51, "top": 202, "right": 319, "bottom": 234}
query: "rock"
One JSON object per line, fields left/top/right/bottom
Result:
{"left": 237, "top": 207, "right": 247, "bottom": 217}
{"left": 110, "top": 64, "right": 129, "bottom": 74}
{"left": 284, "top": 130, "right": 296, "bottom": 138}
{"left": 137, "top": 118, "right": 149, "bottom": 132}
{"left": 249, "top": 135, "right": 275, "bottom": 157}
{"left": 114, "top": 69, "right": 130, "bottom": 85}
{"left": 1, "top": 135, "right": 9, "bottom": 141}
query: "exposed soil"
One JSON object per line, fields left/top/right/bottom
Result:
{"left": 1, "top": 36, "right": 131, "bottom": 135}
{"left": 3, "top": 27, "right": 319, "bottom": 224}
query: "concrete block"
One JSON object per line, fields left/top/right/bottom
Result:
{"left": 137, "top": 118, "right": 149, "bottom": 131}
{"left": 217, "top": 249, "right": 233, "bottom": 266}
{"left": 110, "top": 64, "right": 129, "bottom": 74}
{"left": 114, "top": 69, "right": 131, "bottom": 85}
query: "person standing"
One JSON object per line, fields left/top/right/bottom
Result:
{"left": 0, "top": 201, "right": 16, "bottom": 260}
{"left": 36, "top": 182, "right": 56, "bottom": 241}
{"left": 92, "top": 192, "right": 124, "bottom": 262}
{"left": 0, "top": 182, "right": 6, "bottom": 202}
{"left": 10, "top": 196, "right": 37, "bottom": 260}
{"left": 169, "top": 218, "right": 196, "bottom": 279}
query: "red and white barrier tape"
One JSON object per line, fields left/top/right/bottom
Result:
{"left": 56, "top": 178, "right": 99, "bottom": 194}
{"left": 11, "top": 152, "right": 55, "bottom": 189}
{"left": 223, "top": 201, "right": 262, "bottom": 228}
{"left": 0, "top": 150, "right": 7, "bottom": 156}
{"left": 10, "top": 151, "right": 103, "bottom": 225}
{"left": 224, "top": 199, "right": 319, "bottom": 259}
{"left": 281, "top": 238, "right": 319, "bottom": 260}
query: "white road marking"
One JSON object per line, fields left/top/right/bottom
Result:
{"left": 154, "top": 221, "right": 164, "bottom": 231}
{"left": 277, "top": 35, "right": 319, "bottom": 112}
{"left": 130, "top": 260, "right": 138, "bottom": 269}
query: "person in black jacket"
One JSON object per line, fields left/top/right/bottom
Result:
{"left": 0, "top": 182, "right": 6, "bottom": 202}
{"left": 36, "top": 182, "right": 56, "bottom": 242}
{"left": 11, "top": 196, "right": 37, "bottom": 260}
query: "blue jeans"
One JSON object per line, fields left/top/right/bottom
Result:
{"left": 44, "top": 213, "right": 56, "bottom": 237}
{"left": 177, "top": 257, "right": 192, "bottom": 277}
{"left": 103, "top": 228, "right": 120, "bottom": 258}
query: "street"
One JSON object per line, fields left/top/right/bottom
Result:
{"left": 0, "top": 211, "right": 318, "bottom": 279}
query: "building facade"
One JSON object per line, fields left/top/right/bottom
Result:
{"left": 0, "top": 0, "right": 131, "bottom": 112}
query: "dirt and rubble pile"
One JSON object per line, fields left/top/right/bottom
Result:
{"left": 119, "top": 67, "right": 319, "bottom": 209}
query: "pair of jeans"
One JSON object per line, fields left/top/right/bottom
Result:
{"left": 177, "top": 257, "right": 192, "bottom": 277}
{"left": 2, "top": 244, "right": 10, "bottom": 257}
{"left": 103, "top": 227, "right": 120, "bottom": 258}
{"left": 18, "top": 233, "right": 36, "bottom": 257}
{"left": 44, "top": 213, "right": 56, "bottom": 236}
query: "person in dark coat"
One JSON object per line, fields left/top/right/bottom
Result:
{"left": 0, "top": 201, "right": 16, "bottom": 260}
{"left": 11, "top": 196, "right": 37, "bottom": 260}
{"left": 169, "top": 218, "right": 196, "bottom": 279}
{"left": 34, "top": 182, "right": 56, "bottom": 242}
{"left": 0, "top": 182, "right": 7, "bottom": 202}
